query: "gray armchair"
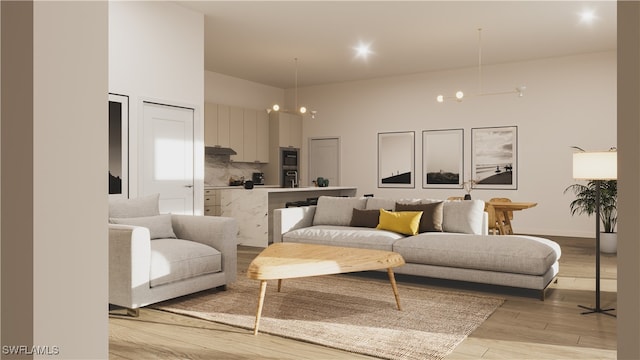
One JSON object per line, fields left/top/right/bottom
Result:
{"left": 108, "top": 194, "right": 237, "bottom": 315}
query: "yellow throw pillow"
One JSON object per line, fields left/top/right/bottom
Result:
{"left": 376, "top": 209, "right": 423, "bottom": 236}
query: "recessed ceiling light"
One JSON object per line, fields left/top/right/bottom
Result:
{"left": 354, "top": 42, "right": 373, "bottom": 59}
{"left": 579, "top": 9, "right": 597, "bottom": 24}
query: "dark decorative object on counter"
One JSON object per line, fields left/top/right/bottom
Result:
{"left": 316, "top": 177, "right": 329, "bottom": 187}
{"left": 244, "top": 180, "right": 254, "bottom": 189}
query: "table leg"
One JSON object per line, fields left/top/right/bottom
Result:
{"left": 503, "top": 212, "right": 514, "bottom": 234}
{"left": 387, "top": 268, "right": 402, "bottom": 311}
{"left": 253, "top": 280, "right": 268, "bottom": 335}
{"left": 277, "top": 279, "right": 283, "bottom": 292}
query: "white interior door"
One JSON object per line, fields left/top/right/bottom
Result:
{"left": 309, "top": 137, "right": 340, "bottom": 186}
{"left": 142, "top": 102, "right": 194, "bottom": 215}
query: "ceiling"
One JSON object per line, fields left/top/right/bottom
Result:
{"left": 178, "top": 1, "right": 616, "bottom": 89}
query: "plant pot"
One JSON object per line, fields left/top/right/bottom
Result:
{"left": 600, "top": 232, "right": 617, "bottom": 254}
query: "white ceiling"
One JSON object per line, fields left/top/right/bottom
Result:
{"left": 178, "top": 1, "right": 616, "bottom": 89}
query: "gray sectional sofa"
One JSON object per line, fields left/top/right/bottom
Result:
{"left": 273, "top": 196, "right": 561, "bottom": 299}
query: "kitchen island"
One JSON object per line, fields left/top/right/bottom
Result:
{"left": 205, "top": 186, "right": 357, "bottom": 247}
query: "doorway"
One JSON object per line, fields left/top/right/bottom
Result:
{"left": 141, "top": 101, "right": 195, "bottom": 214}
{"left": 309, "top": 137, "right": 340, "bottom": 187}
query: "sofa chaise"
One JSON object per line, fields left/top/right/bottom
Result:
{"left": 273, "top": 196, "right": 561, "bottom": 299}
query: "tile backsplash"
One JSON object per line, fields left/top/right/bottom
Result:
{"left": 205, "top": 154, "right": 266, "bottom": 186}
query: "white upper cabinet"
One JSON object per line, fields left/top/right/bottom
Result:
{"left": 273, "top": 112, "right": 302, "bottom": 149}
{"left": 204, "top": 103, "right": 230, "bottom": 148}
{"left": 256, "top": 110, "right": 269, "bottom": 163}
{"left": 243, "top": 108, "right": 258, "bottom": 162}
{"left": 229, "top": 106, "right": 244, "bottom": 161}
{"left": 205, "top": 102, "right": 269, "bottom": 163}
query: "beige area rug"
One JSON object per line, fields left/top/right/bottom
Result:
{"left": 154, "top": 273, "right": 504, "bottom": 360}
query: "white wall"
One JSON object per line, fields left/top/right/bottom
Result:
{"left": 205, "top": 70, "right": 283, "bottom": 110}
{"left": 109, "top": 1, "right": 205, "bottom": 212}
{"left": 34, "top": 2, "right": 108, "bottom": 358}
{"left": 295, "top": 52, "right": 616, "bottom": 237}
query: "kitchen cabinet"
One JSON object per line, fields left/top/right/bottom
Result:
{"left": 265, "top": 111, "right": 303, "bottom": 186}
{"left": 256, "top": 111, "right": 269, "bottom": 163}
{"left": 272, "top": 111, "right": 302, "bottom": 149}
{"left": 229, "top": 106, "right": 244, "bottom": 161}
{"left": 204, "top": 103, "right": 230, "bottom": 148}
{"left": 242, "top": 108, "right": 269, "bottom": 163}
{"left": 243, "top": 109, "right": 258, "bottom": 162}
{"left": 204, "top": 189, "right": 220, "bottom": 216}
{"left": 206, "top": 102, "right": 269, "bottom": 163}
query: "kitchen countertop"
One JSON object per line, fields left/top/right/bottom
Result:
{"left": 205, "top": 185, "right": 280, "bottom": 190}
{"left": 205, "top": 185, "right": 356, "bottom": 192}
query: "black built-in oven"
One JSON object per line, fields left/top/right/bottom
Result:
{"left": 281, "top": 148, "right": 298, "bottom": 168}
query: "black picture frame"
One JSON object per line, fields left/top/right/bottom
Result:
{"left": 422, "top": 129, "right": 464, "bottom": 189}
{"left": 109, "top": 93, "right": 129, "bottom": 198}
{"left": 471, "top": 126, "right": 517, "bottom": 190}
{"left": 378, "top": 131, "right": 415, "bottom": 188}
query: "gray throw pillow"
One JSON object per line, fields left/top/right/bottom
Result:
{"left": 313, "top": 196, "right": 367, "bottom": 226}
{"left": 442, "top": 200, "right": 485, "bottom": 234}
{"left": 110, "top": 214, "right": 177, "bottom": 240}
{"left": 395, "top": 202, "right": 444, "bottom": 232}
{"left": 109, "top": 193, "right": 160, "bottom": 218}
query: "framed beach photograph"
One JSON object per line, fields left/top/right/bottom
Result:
{"left": 109, "top": 93, "right": 129, "bottom": 198}
{"left": 378, "top": 131, "right": 415, "bottom": 188}
{"left": 422, "top": 129, "right": 464, "bottom": 189}
{"left": 471, "top": 126, "right": 517, "bottom": 190}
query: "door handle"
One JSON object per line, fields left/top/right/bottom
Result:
{"left": 185, "top": 185, "right": 193, "bottom": 188}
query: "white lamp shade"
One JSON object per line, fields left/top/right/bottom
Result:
{"left": 573, "top": 151, "right": 617, "bottom": 180}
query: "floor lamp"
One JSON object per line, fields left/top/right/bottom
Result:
{"left": 572, "top": 150, "right": 617, "bottom": 317}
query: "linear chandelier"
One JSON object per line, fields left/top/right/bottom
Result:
{"left": 268, "top": 58, "right": 317, "bottom": 118}
{"left": 436, "top": 28, "right": 526, "bottom": 103}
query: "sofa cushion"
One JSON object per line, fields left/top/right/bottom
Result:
{"left": 283, "top": 225, "right": 404, "bottom": 251}
{"left": 149, "top": 239, "right": 222, "bottom": 287}
{"left": 313, "top": 196, "right": 367, "bottom": 226}
{"left": 350, "top": 208, "right": 382, "bottom": 228}
{"left": 392, "top": 233, "right": 561, "bottom": 276}
{"left": 365, "top": 197, "right": 397, "bottom": 211}
{"left": 442, "top": 200, "right": 485, "bottom": 234}
{"left": 109, "top": 193, "right": 160, "bottom": 218}
{"left": 395, "top": 202, "right": 444, "bottom": 232}
{"left": 110, "top": 214, "right": 177, "bottom": 240}
{"left": 377, "top": 209, "right": 423, "bottom": 236}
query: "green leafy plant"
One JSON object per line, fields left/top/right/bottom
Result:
{"left": 564, "top": 180, "right": 617, "bottom": 233}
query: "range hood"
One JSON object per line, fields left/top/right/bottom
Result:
{"left": 205, "top": 146, "right": 237, "bottom": 156}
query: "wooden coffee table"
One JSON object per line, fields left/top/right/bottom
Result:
{"left": 247, "top": 242, "right": 406, "bottom": 335}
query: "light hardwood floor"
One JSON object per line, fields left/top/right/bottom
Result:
{"left": 109, "top": 236, "right": 617, "bottom": 359}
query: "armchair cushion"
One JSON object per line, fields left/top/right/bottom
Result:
{"left": 109, "top": 193, "right": 160, "bottom": 218}
{"left": 110, "top": 214, "right": 176, "bottom": 240}
{"left": 150, "top": 239, "right": 222, "bottom": 287}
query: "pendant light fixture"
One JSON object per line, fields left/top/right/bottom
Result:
{"left": 268, "top": 58, "right": 317, "bottom": 119}
{"left": 436, "top": 28, "right": 525, "bottom": 103}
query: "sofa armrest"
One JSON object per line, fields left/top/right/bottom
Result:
{"left": 108, "top": 224, "right": 152, "bottom": 307}
{"left": 170, "top": 215, "right": 238, "bottom": 283}
{"left": 272, "top": 206, "right": 317, "bottom": 243}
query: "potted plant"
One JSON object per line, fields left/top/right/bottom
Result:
{"left": 564, "top": 179, "right": 617, "bottom": 253}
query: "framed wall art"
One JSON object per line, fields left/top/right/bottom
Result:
{"left": 471, "top": 126, "right": 517, "bottom": 190}
{"left": 109, "top": 93, "right": 129, "bottom": 198}
{"left": 378, "top": 131, "right": 415, "bottom": 188}
{"left": 422, "top": 129, "right": 464, "bottom": 188}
